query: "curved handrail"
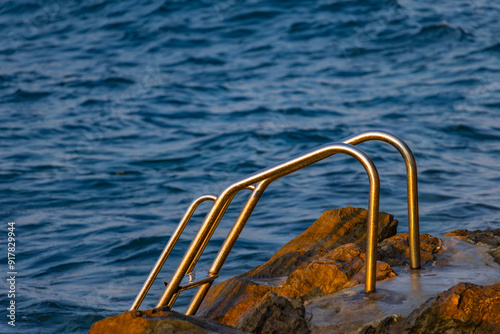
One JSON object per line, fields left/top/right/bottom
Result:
{"left": 131, "top": 130, "right": 421, "bottom": 313}
{"left": 156, "top": 143, "right": 380, "bottom": 310}
{"left": 200, "top": 130, "right": 420, "bottom": 279}
{"left": 340, "top": 130, "right": 420, "bottom": 269}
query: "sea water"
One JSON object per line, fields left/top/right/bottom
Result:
{"left": 0, "top": 0, "right": 499, "bottom": 332}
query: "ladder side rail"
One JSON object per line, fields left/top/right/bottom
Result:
{"left": 130, "top": 194, "right": 217, "bottom": 311}
{"left": 156, "top": 143, "right": 379, "bottom": 310}
{"left": 155, "top": 191, "right": 238, "bottom": 308}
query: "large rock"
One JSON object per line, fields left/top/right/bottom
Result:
{"left": 445, "top": 228, "right": 500, "bottom": 264}
{"left": 389, "top": 282, "right": 500, "bottom": 333}
{"left": 197, "top": 276, "right": 280, "bottom": 327}
{"left": 89, "top": 307, "right": 249, "bottom": 334}
{"left": 197, "top": 207, "right": 399, "bottom": 329}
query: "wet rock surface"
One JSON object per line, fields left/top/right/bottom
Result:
{"left": 306, "top": 235, "right": 500, "bottom": 333}
{"left": 89, "top": 307, "right": 249, "bottom": 334}
{"left": 445, "top": 228, "right": 500, "bottom": 264}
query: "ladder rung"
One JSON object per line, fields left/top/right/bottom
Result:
{"left": 164, "top": 271, "right": 219, "bottom": 293}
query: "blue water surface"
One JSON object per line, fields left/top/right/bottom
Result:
{"left": 0, "top": 0, "right": 499, "bottom": 332}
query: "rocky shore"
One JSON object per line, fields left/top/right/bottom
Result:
{"left": 90, "top": 207, "right": 500, "bottom": 334}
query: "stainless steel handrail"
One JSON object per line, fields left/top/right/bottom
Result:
{"left": 131, "top": 130, "right": 421, "bottom": 315}
{"left": 183, "top": 130, "right": 421, "bottom": 315}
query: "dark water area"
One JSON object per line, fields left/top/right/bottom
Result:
{"left": 0, "top": 0, "right": 499, "bottom": 332}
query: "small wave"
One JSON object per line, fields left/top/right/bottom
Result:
{"left": 221, "top": 27, "right": 256, "bottom": 38}
{"left": 88, "top": 179, "right": 117, "bottom": 189}
{"left": 62, "top": 76, "right": 135, "bottom": 89}
{"left": 147, "top": 1, "right": 197, "bottom": 15}
{"left": 243, "top": 44, "right": 273, "bottom": 53}
{"left": 101, "top": 20, "right": 134, "bottom": 30}
{"left": 34, "top": 261, "right": 94, "bottom": 278}
{"left": 375, "top": 23, "right": 469, "bottom": 46}
{"left": 185, "top": 56, "right": 226, "bottom": 66}
{"left": 483, "top": 102, "right": 500, "bottom": 108}
{"left": 232, "top": 106, "right": 272, "bottom": 116}
{"left": 106, "top": 235, "right": 169, "bottom": 258}
{"left": 148, "top": 37, "right": 211, "bottom": 52}
{"left": 417, "top": 23, "right": 468, "bottom": 39}
{"left": 226, "top": 9, "right": 282, "bottom": 23}
{"left": 70, "top": 1, "right": 111, "bottom": 16}
{"left": 480, "top": 42, "right": 500, "bottom": 53}
{"left": 3, "top": 89, "right": 51, "bottom": 102}
{"left": 80, "top": 98, "right": 108, "bottom": 106}
{"left": 442, "top": 124, "right": 500, "bottom": 141}
{"left": 0, "top": 1, "right": 41, "bottom": 16}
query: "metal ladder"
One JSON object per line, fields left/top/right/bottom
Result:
{"left": 130, "top": 130, "right": 421, "bottom": 315}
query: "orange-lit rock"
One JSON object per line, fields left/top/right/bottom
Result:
{"left": 196, "top": 276, "right": 278, "bottom": 327}
{"left": 247, "top": 206, "right": 398, "bottom": 278}
{"left": 392, "top": 282, "right": 500, "bottom": 333}
{"left": 378, "top": 233, "right": 443, "bottom": 267}
{"left": 89, "top": 203, "right": 500, "bottom": 334}
{"left": 89, "top": 307, "right": 248, "bottom": 334}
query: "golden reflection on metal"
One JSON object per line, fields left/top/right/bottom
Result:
{"left": 157, "top": 143, "right": 380, "bottom": 312}
{"left": 131, "top": 130, "right": 421, "bottom": 315}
